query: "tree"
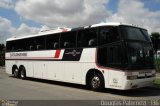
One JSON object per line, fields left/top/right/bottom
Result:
{"left": 151, "top": 32, "right": 160, "bottom": 53}
{"left": 151, "top": 32, "right": 160, "bottom": 72}
{"left": 0, "top": 44, "right": 5, "bottom": 51}
{"left": 0, "top": 43, "right": 5, "bottom": 66}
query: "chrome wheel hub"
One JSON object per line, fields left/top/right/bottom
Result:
{"left": 91, "top": 76, "right": 100, "bottom": 88}
{"left": 21, "top": 71, "right": 24, "bottom": 78}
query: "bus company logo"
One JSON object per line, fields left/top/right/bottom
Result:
{"left": 10, "top": 53, "right": 27, "bottom": 57}
{"left": 113, "top": 78, "right": 118, "bottom": 84}
{"left": 65, "top": 50, "right": 81, "bottom": 56}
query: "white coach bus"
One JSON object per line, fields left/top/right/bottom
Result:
{"left": 5, "top": 23, "right": 155, "bottom": 91}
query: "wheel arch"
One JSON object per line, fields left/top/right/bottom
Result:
{"left": 19, "top": 65, "right": 26, "bottom": 74}
{"left": 12, "top": 65, "right": 18, "bottom": 74}
{"left": 19, "top": 65, "right": 25, "bottom": 70}
{"left": 85, "top": 69, "right": 105, "bottom": 86}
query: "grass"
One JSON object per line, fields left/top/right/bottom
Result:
{"left": 154, "top": 78, "right": 160, "bottom": 87}
{"left": 155, "top": 58, "right": 160, "bottom": 72}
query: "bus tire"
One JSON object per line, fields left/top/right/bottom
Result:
{"left": 19, "top": 66, "right": 26, "bottom": 80}
{"left": 13, "top": 67, "right": 19, "bottom": 78}
{"left": 89, "top": 73, "right": 104, "bottom": 91}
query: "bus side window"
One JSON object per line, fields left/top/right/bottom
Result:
{"left": 88, "top": 38, "right": 96, "bottom": 46}
{"left": 6, "top": 41, "right": 15, "bottom": 52}
{"left": 107, "top": 46, "right": 121, "bottom": 64}
{"left": 54, "top": 42, "right": 59, "bottom": 49}
{"left": 60, "top": 31, "right": 76, "bottom": 49}
{"left": 29, "top": 45, "right": 34, "bottom": 50}
{"left": 97, "top": 45, "right": 122, "bottom": 68}
{"left": 99, "top": 29, "right": 109, "bottom": 45}
{"left": 77, "top": 32, "right": 87, "bottom": 47}
{"left": 46, "top": 34, "right": 60, "bottom": 50}
{"left": 35, "top": 36, "right": 45, "bottom": 50}
{"left": 99, "top": 27, "right": 120, "bottom": 46}
{"left": 36, "top": 45, "right": 42, "bottom": 50}
{"left": 77, "top": 28, "right": 97, "bottom": 48}
{"left": 25, "top": 38, "right": 34, "bottom": 51}
{"left": 11, "top": 47, "right": 15, "bottom": 51}
{"left": 14, "top": 39, "right": 25, "bottom": 52}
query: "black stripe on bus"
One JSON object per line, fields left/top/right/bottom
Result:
{"left": 62, "top": 48, "right": 83, "bottom": 61}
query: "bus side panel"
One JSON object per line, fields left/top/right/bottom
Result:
{"left": 55, "top": 62, "right": 65, "bottom": 80}
{"left": 5, "top": 60, "right": 13, "bottom": 75}
{"left": 64, "top": 62, "right": 82, "bottom": 83}
{"left": 5, "top": 53, "right": 12, "bottom": 74}
{"left": 80, "top": 48, "right": 96, "bottom": 63}
{"left": 26, "top": 61, "right": 34, "bottom": 77}
{"left": 46, "top": 61, "right": 65, "bottom": 81}
{"left": 33, "top": 61, "right": 45, "bottom": 79}
{"left": 80, "top": 48, "right": 97, "bottom": 85}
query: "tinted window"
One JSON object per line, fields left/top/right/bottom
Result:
{"left": 6, "top": 41, "right": 15, "bottom": 52}
{"left": 107, "top": 46, "right": 121, "bottom": 64}
{"left": 15, "top": 39, "right": 26, "bottom": 51}
{"left": 60, "top": 31, "right": 76, "bottom": 48}
{"left": 99, "top": 26, "right": 120, "bottom": 46}
{"left": 77, "top": 28, "right": 98, "bottom": 48}
{"left": 120, "top": 26, "right": 150, "bottom": 42}
{"left": 126, "top": 42, "right": 154, "bottom": 70}
{"left": 46, "top": 34, "right": 60, "bottom": 50}
{"left": 25, "top": 36, "right": 45, "bottom": 51}
{"left": 25, "top": 38, "right": 35, "bottom": 51}
{"left": 97, "top": 44, "right": 123, "bottom": 68}
{"left": 141, "top": 29, "right": 151, "bottom": 42}
{"left": 6, "top": 39, "right": 26, "bottom": 52}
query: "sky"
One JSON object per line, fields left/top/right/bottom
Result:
{"left": 0, "top": 0, "right": 160, "bottom": 44}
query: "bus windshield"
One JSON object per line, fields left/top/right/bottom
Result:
{"left": 120, "top": 25, "right": 151, "bottom": 42}
{"left": 120, "top": 26, "right": 154, "bottom": 70}
{"left": 97, "top": 25, "right": 154, "bottom": 70}
{"left": 126, "top": 42, "right": 154, "bottom": 70}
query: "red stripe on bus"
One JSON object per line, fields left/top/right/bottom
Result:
{"left": 54, "top": 50, "right": 61, "bottom": 58}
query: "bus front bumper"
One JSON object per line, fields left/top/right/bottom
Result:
{"left": 122, "top": 77, "right": 155, "bottom": 90}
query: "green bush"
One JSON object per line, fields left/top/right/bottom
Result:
{"left": 155, "top": 58, "right": 160, "bottom": 72}
{"left": 0, "top": 51, "right": 5, "bottom": 66}
{"left": 0, "top": 44, "right": 5, "bottom": 66}
{"left": 154, "top": 78, "right": 160, "bottom": 87}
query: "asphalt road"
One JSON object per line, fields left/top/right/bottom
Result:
{"left": 0, "top": 67, "right": 160, "bottom": 105}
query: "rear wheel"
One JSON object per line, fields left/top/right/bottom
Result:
{"left": 20, "top": 67, "right": 26, "bottom": 80}
{"left": 13, "top": 67, "right": 19, "bottom": 78}
{"left": 89, "top": 73, "right": 104, "bottom": 91}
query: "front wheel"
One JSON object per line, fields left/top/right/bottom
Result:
{"left": 89, "top": 73, "right": 104, "bottom": 91}
{"left": 20, "top": 67, "right": 26, "bottom": 80}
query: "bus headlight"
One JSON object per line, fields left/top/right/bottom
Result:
{"left": 127, "top": 75, "right": 138, "bottom": 80}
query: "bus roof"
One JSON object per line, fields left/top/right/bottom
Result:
{"left": 6, "top": 22, "right": 143, "bottom": 41}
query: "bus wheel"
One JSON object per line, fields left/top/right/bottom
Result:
{"left": 90, "top": 73, "right": 104, "bottom": 91}
{"left": 13, "top": 67, "right": 19, "bottom": 78}
{"left": 20, "top": 67, "right": 26, "bottom": 80}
